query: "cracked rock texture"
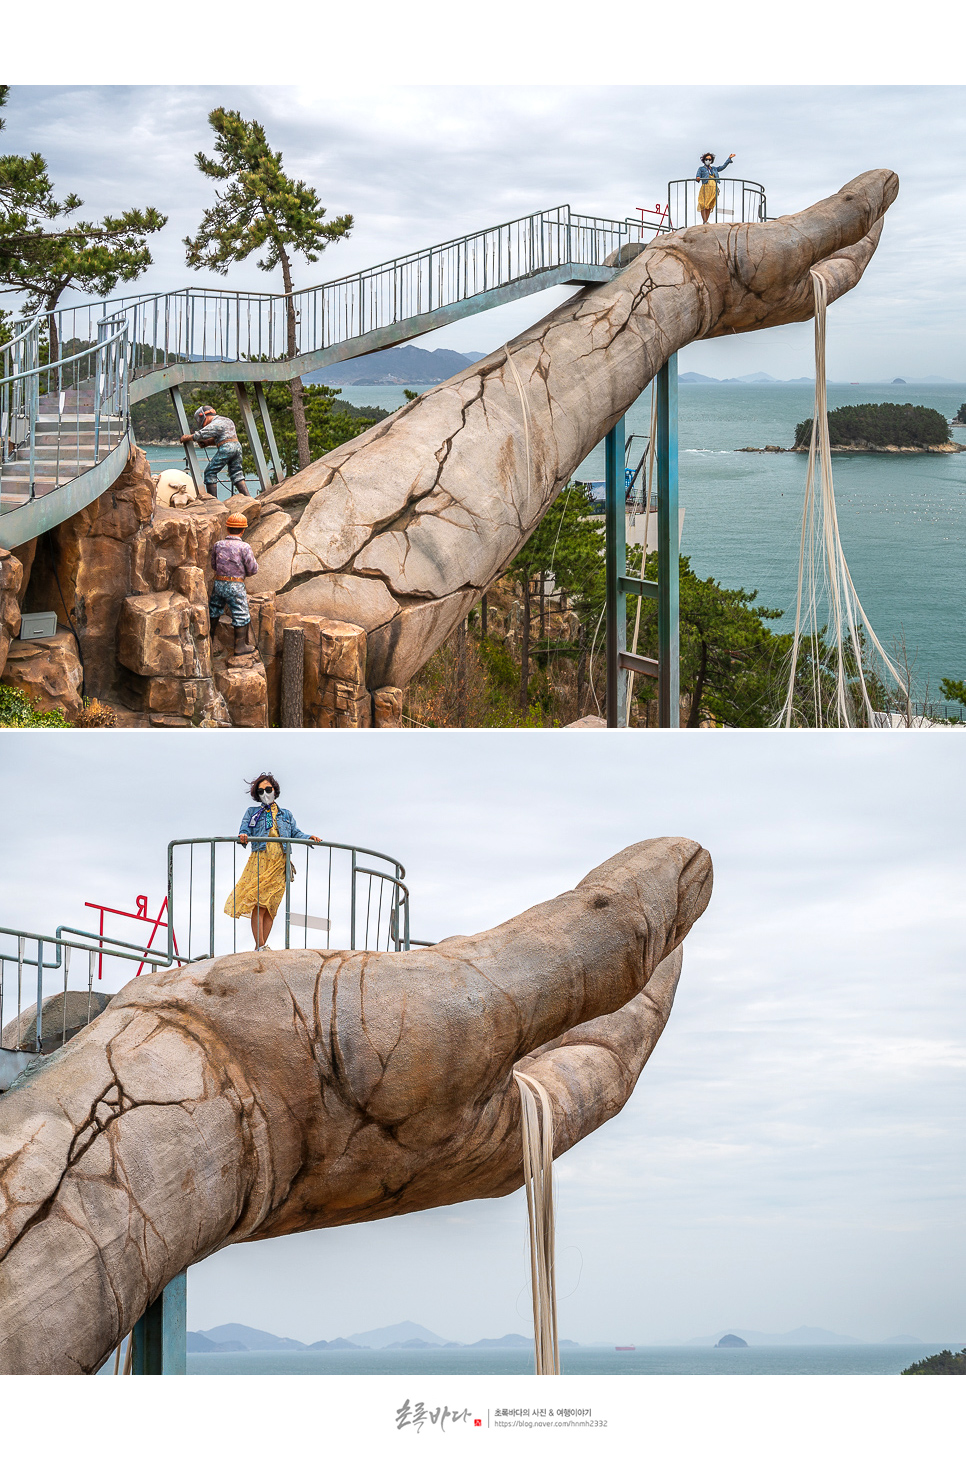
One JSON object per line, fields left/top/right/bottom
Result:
{"left": 0, "top": 836, "right": 711, "bottom": 1373}
{"left": 1, "top": 629, "right": 83, "bottom": 716}
{"left": 0, "top": 549, "right": 22, "bottom": 678}
{"left": 250, "top": 171, "right": 898, "bottom": 692}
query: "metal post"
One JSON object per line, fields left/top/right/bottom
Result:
{"left": 254, "top": 383, "right": 284, "bottom": 485}
{"left": 168, "top": 386, "right": 205, "bottom": 494}
{"left": 232, "top": 382, "right": 267, "bottom": 494}
{"left": 35, "top": 939, "right": 43, "bottom": 1053}
{"left": 604, "top": 417, "right": 627, "bottom": 728}
{"left": 132, "top": 1271, "right": 187, "bottom": 1374}
{"left": 656, "top": 355, "right": 680, "bottom": 727}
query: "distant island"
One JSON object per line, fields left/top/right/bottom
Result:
{"left": 716, "top": 1334, "right": 749, "bottom": 1348}
{"left": 738, "top": 402, "right": 964, "bottom": 455}
{"left": 304, "top": 344, "right": 485, "bottom": 387}
{"left": 186, "top": 1319, "right": 581, "bottom": 1353}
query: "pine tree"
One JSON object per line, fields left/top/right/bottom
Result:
{"left": 0, "top": 88, "right": 166, "bottom": 362}
{"left": 185, "top": 109, "right": 352, "bottom": 472}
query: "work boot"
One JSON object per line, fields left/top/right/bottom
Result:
{"left": 230, "top": 623, "right": 257, "bottom": 666}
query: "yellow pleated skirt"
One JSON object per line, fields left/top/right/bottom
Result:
{"left": 697, "top": 179, "right": 717, "bottom": 212}
{"left": 224, "top": 839, "right": 290, "bottom": 919}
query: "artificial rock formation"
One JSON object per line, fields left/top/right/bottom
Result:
{"left": 0, "top": 836, "right": 711, "bottom": 1373}
{"left": 245, "top": 171, "right": 897, "bottom": 698}
{"left": 1, "top": 630, "right": 83, "bottom": 717}
{"left": 0, "top": 549, "right": 23, "bottom": 679}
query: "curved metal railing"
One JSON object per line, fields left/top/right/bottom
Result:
{"left": 167, "top": 836, "right": 412, "bottom": 963}
{"left": 664, "top": 176, "right": 767, "bottom": 232}
{"left": 0, "top": 185, "right": 765, "bottom": 537}
{"left": 0, "top": 309, "right": 130, "bottom": 515}
{"left": 0, "top": 834, "right": 420, "bottom": 1067}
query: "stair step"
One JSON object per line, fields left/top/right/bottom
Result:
{"left": 2, "top": 463, "right": 99, "bottom": 476}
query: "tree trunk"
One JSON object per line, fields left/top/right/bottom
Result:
{"left": 576, "top": 621, "right": 587, "bottom": 715}
{"left": 281, "top": 628, "right": 305, "bottom": 727}
{"left": 539, "top": 571, "right": 546, "bottom": 642}
{"left": 47, "top": 308, "right": 60, "bottom": 370}
{"left": 686, "top": 641, "right": 708, "bottom": 728}
{"left": 520, "top": 577, "right": 532, "bottom": 712}
{"left": 481, "top": 592, "right": 488, "bottom": 640}
{"left": 455, "top": 615, "right": 467, "bottom": 727}
{"left": 279, "top": 251, "right": 310, "bottom": 472}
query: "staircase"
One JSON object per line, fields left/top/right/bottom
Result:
{"left": 0, "top": 413, "right": 124, "bottom": 511}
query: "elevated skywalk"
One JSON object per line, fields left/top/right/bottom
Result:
{"left": 0, "top": 181, "right": 766, "bottom": 550}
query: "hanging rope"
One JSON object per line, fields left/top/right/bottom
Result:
{"left": 514, "top": 1069, "right": 560, "bottom": 1375}
{"left": 779, "top": 271, "right": 907, "bottom": 727}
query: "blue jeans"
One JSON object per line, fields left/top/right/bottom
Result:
{"left": 209, "top": 580, "right": 251, "bottom": 628}
{"left": 204, "top": 442, "right": 245, "bottom": 491}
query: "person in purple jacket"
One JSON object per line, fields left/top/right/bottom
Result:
{"left": 209, "top": 513, "right": 258, "bottom": 661}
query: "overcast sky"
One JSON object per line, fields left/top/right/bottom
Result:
{"left": 1, "top": 85, "right": 963, "bottom": 380}
{"left": 3, "top": 729, "right": 964, "bottom": 1346}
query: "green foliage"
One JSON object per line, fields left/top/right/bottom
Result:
{"left": 901, "top": 1348, "right": 966, "bottom": 1375}
{"left": 624, "top": 553, "right": 789, "bottom": 727}
{"left": 0, "top": 684, "right": 68, "bottom": 728}
{"left": 794, "top": 403, "right": 950, "bottom": 449}
{"left": 940, "top": 677, "right": 966, "bottom": 709}
{"left": 184, "top": 109, "right": 352, "bottom": 284}
{"left": 0, "top": 88, "right": 165, "bottom": 353}
{"left": 954, "top": 404, "right": 966, "bottom": 424}
{"left": 508, "top": 484, "right": 605, "bottom": 596}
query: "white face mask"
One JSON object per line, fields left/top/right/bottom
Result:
{"left": 258, "top": 787, "right": 275, "bottom": 806}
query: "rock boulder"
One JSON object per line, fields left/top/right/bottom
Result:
{"left": 0, "top": 550, "right": 23, "bottom": 679}
{"left": 1, "top": 630, "right": 83, "bottom": 717}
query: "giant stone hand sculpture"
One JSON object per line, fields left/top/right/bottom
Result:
{"left": 248, "top": 170, "right": 898, "bottom": 690}
{"left": 0, "top": 836, "right": 711, "bottom": 1373}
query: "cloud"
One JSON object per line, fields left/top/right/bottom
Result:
{"left": 1, "top": 85, "right": 963, "bottom": 376}
{"left": 2, "top": 729, "right": 963, "bottom": 1344}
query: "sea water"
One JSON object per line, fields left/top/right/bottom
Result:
{"left": 144, "top": 381, "right": 966, "bottom": 699}
{"left": 185, "top": 1342, "right": 946, "bottom": 1377}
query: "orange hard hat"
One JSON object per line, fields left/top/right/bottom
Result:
{"left": 225, "top": 513, "right": 248, "bottom": 531}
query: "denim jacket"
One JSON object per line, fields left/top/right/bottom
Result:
{"left": 239, "top": 804, "right": 306, "bottom": 853}
{"left": 696, "top": 158, "right": 734, "bottom": 183}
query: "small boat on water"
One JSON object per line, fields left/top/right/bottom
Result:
{"left": 615, "top": 1345, "right": 636, "bottom": 1351}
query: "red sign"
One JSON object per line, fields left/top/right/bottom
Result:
{"left": 83, "top": 895, "right": 181, "bottom": 978}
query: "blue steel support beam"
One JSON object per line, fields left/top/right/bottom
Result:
{"left": 132, "top": 1271, "right": 187, "bottom": 1374}
{"left": 656, "top": 355, "right": 680, "bottom": 727}
{"left": 604, "top": 417, "right": 627, "bottom": 728}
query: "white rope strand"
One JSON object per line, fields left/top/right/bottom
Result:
{"left": 514, "top": 1069, "right": 560, "bottom": 1375}
{"left": 779, "top": 270, "right": 906, "bottom": 726}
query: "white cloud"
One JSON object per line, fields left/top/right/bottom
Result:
{"left": 2, "top": 729, "right": 963, "bottom": 1345}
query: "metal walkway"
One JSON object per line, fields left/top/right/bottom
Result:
{"left": 0, "top": 180, "right": 766, "bottom": 549}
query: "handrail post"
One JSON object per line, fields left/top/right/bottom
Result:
{"left": 350, "top": 850, "right": 357, "bottom": 951}
{"left": 284, "top": 844, "right": 292, "bottom": 950}
{"left": 35, "top": 939, "right": 43, "bottom": 1052}
{"left": 605, "top": 417, "right": 627, "bottom": 728}
{"left": 209, "top": 842, "right": 216, "bottom": 959}
{"left": 656, "top": 355, "right": 680, "bottom": 728}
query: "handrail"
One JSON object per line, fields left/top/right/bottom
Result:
{"left": 0, "top": 315, "right": 127, "bottom": 388}
{"left": 166, "top": 834, "right": 412, "bottom": 963}
{"left": 0, "top": 922, "right": 167, "bottom": 1056}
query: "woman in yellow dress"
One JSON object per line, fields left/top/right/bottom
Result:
{"left": 224, "top": 772, "right": 321, "bottom": 950}
{"left": 696, "top": 151, "right": 736, "bottom": 223}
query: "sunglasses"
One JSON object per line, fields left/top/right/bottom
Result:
{"left": 257, "top": 786, "right": 275, "bottom": 796}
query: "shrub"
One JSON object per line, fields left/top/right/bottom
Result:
{"left": 794, "top": 403, "right": 950, "bottom": 449}
{"left": 71, "top": 697, "right": 119, "bottom": 728}
{"left": 0, "top": 684, "right": 69, "bottom": 728}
